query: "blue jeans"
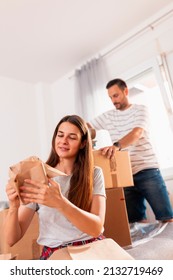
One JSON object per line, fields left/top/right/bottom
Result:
{"left": 124, "top": 168, "right": 173, "bottom": 223}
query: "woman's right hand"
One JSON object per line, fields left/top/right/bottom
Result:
{"left": 6, "top": 182, "right": 20, "bottom": 208}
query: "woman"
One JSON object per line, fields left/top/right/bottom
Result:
{"left": 5, "top": 115, "right": 106, "bottom": 259}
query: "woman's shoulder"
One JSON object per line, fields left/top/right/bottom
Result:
{"left": 94, "top": 165, "right": 103, "bottom": 176}
{"left": 93, "top": 166, "right": 105, "bottom": 185}
{"left": 93, "top": 166, "right": 106, "bottom": 195}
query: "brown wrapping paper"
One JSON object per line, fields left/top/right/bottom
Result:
{"left": 8, "top": 156, "right": 66, "bottom": 203}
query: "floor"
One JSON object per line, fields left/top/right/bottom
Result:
{"left": 125, "top": 222, "right": 173, "bottom": 260}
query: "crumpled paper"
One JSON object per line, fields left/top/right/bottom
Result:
{"left": 8, "top": 156, "right": 66, "bottom": 203}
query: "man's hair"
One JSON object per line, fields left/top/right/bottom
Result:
{"left": 106, "top": 78, "right": 127, "bottom": 90}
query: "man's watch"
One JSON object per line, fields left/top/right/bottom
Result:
{"left": 113, "top": 141, "right": 122, "bottom": 150}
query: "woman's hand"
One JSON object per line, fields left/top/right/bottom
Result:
{"left": 6, "top": 182, "right": 20, "bottom": 208}
{"left": 19, "top": 178, "right": 65, "bottom": 209}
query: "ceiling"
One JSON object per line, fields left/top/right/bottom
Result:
{"left": 0, "top": 0, "right": 173, "bottom": 84}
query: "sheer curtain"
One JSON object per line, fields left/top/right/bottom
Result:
{"left": 74, "top": 56, "right": 108, "bottom": 121}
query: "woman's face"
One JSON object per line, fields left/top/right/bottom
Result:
{"left": 55, "top": 121, "right": 84, "bottom": 160}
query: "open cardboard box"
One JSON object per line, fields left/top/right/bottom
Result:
{"left": 93, "top": 150, "right": 134, "bottom": 188}
{"left": 0, "top": 253, "right": 18, "bottom": 260}
{"left": 48, "top": 238, "right": 134, "bottom": 260}
{"left": 0, "top": 209, "right": 41, "bottom": 260}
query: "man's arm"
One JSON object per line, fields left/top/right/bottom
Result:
{"left": 116, "top": 127, "right": 144, "bottom": 149}
{"left": 100, "top": 127, "right": 144, "bottom": 159}
{"left": 87, "top": 122, "right": 96, "bottom": 139}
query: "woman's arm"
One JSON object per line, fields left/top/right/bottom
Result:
{"left": 59, "top": 194, "right": 106, "bottom": 237}
{"left": 4, "top": 182, "right": 35, "bottom": 246}
{"left": 20, "top": 178, "right": 106, "bottom": 237}
{"left": 100, "top": 127, "right": 144, "bottom": 159}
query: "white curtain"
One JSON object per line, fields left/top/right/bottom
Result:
{"left": 74, "top": 56, "right": 108, "bottom": 121}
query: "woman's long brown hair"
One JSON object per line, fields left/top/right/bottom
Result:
{"left": 46, "top": 115, "right": 94, "bottom": 212}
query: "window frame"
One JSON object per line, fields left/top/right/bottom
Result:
{"left": 123, "top": 56, "right": 173, "bottom": 179}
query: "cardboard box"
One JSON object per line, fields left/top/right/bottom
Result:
{"left": 48, "top": 238, "right": 134, "bottom": 260}
{"left": 93, "top": 150, "right": 134, "bottom": 188}
{"left": 0, "top": 253, "right": 18, "bottom": 260}
{"left": 0, "top": 209, "right": 41, "bottom": 260}
{"left": 104, "top": 188, "right": 131, "bottom": 247}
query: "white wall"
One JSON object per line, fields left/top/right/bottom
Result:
{"left": 1, "top": 10, "right": 173, "bottom": 202}
{"left": 0, "top": 78, "right": 39, "bottom": 200}
{"left": 0, "top": 74, "right": 77, "bottom": 200}
{"left": 104, "top": 15, "right": 173, "bottom": 80}
{"left": 51, "top": 75, "right": 76, "bottom": 125}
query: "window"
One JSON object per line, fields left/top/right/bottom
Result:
{"left": 126, "top": 66, "right": 173, "bottom": 178}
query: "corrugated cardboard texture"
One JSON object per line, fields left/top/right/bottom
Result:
{"left": 93, "top": 150, "right": 134, "bottom": 188}
{"left": 0, "top": 209, "right": 41, "bottom": 260}
{"left": 0, "top": 253, "right": 18, "bottom": 260}
{"left": 104, "top": 188, "right": 132, "bottom": 247}
{"left": 49, "top": 238, "right": 134, "bottom": 260}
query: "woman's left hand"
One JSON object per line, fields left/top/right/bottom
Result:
{"left": 19, "top": 178, "right": 65, "bottom": 209}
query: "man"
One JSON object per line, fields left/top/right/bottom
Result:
{"left": 88, "top": 78, "right": 173, "bottom": 223}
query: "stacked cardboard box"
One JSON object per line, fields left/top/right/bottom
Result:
{"left": 93, "top": 150, "right": 134, "bottom": 188}
{"left": 93, "top": 150, "right": 134, "bottom": 247}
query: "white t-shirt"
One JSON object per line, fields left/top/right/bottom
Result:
{"left": 89, "top": 104, "right": 159, "bottom": 174}
{"left": 26, "top": 166, "right": 106, "bottom": 247}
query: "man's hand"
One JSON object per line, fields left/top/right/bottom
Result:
{"left": 99, "top": 145, "right": 119, "bottom": 159}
